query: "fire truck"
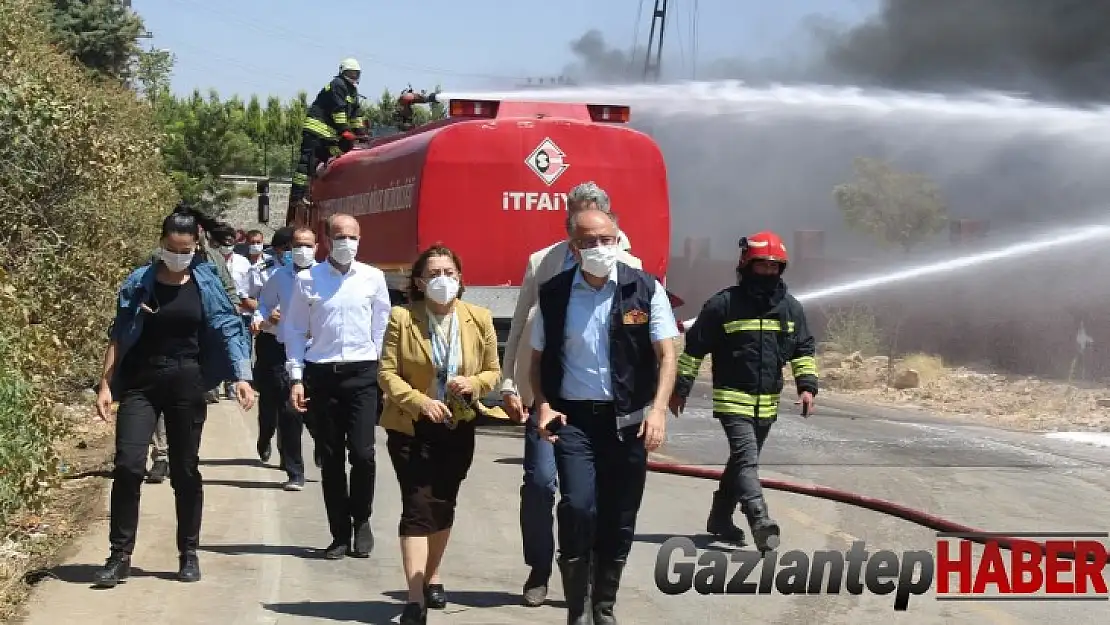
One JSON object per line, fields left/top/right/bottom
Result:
{"left": 286, "top": 92, "right": 675, "bottom": 402}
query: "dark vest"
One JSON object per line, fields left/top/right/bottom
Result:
{"left": 538, "top": 262, "right": 659, "bottom": 416}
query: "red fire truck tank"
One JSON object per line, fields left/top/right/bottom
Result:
{"left": 291, "top": 97, "right": 671, "bottom": 331}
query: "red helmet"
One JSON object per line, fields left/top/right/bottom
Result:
{"left": 739, "top": 230, "right": 789, "bottom": 270}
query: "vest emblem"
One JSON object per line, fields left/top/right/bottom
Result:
{"left": 623, "top": 308, "right": 649, "bottom": 325}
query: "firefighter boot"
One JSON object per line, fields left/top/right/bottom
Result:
{"left": 744, "top": 499, "right": 781, "bottom": 553}
{"left": 557, "top": 557, "right": 592, "bottom": 625}
{"left": 706, "top": 490, "right": 747, "bottom": 544}
{"left": 592, "top": 559, "right": 625, "bottom": 625}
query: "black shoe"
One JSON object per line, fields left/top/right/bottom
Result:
{"left": 178, "top": 553, "right": 201, "bottom": 582}
{"left": 706, "top": 490, "right": 746, "bottom": 544}
{"left": 557, "top": 557, "right": 592, "bottom": 625}
{"left": 350, "top": 521, "right": 373, "bottom": 558}
{"left": 522, "top": 567, "right": 550, "bottom": 607}
{"left": 146, "top": 460, "right": 169, "bottom": 484}
{"left": 424, "top": 582, "right": 447, "bottom": 609}
{"left": 324, "top": 540, "right": 349, "bottom": 560}
{"left": 282, "top": 478, "right": 305, "bottom": 491}
{"left": 744, "top": 499, "right": 781, "bottom": 553}
{"left": 257, "top": 440, "right": 272, "bottom": 464}
{"left": 92, "top": 553, "right": 130, "bottom": 589}
{"left": 592, "top": 559, "right": 626, "bottom": 625}
{"left": 399, "top": 602, "right": 427, "bottom": 625}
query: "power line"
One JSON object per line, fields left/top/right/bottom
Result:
{"left": 691, "top": 0, "right": 700, "bottom": 79}
{"left": 673, "top": 0, "right": 687, "bottom": 76}
{"left": 629, "top": 0, "right": 646, "bottom": 76}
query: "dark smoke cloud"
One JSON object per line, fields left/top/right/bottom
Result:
{"left": 824, "top": 0, "right": 1110, "bottom": 104}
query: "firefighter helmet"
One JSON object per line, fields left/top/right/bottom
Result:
{"left": 739, "top": 230, "right": 789, "bottom": 270}
{"left": 339, "top": 58, "right": 361, "bottom": 73}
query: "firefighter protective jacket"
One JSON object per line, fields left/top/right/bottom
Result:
{"left": 674, "top": 282, "right": 818, "bottom": 420}
{"left": 303, "top": 76, "right": 358, "bottom": 143}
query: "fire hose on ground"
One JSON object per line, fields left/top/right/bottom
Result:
{"left": 644, "top": 460, "right": 1103, "bottom": 564}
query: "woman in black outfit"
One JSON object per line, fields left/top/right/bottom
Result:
{"left": 93, "top": 209, "right": 255, "bottom": 588}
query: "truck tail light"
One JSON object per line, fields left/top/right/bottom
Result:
{"left": 449, "top": 99, "right": 499, "bottom": 118}
{"left": 586, "top": 104, "right": 630, "bottom": 123}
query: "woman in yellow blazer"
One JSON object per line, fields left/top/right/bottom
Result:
{"left": 378, "top": 244, "right": 503, "bottom": 625}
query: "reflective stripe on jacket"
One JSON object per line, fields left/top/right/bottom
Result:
{"left": 675, "top": 283, "right": 817, "bottom": 420}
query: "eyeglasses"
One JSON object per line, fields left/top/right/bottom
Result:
{"left": 573, "top": 235, "right": 618, "bottom": 249}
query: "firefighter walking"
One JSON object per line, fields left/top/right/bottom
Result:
{"left": 669, "top": 230, "right": 818, "bottom": 553}
{"left": 289, "top": 58, "right": 362, "bottom": 206}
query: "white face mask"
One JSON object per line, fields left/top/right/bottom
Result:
{"left": 292, "top": 245, "right": 316, "bottom": 268}
{"left": 330, "top": 238, "right": 358, "bottom": 264}
{"left": 218, "top": 245, "right": 234, "bottom": 256}
{"left": 425, "top": 276, "right": 460, "bottom": 305}
{"left": 161, "top": 248, "right": 194, "bottom": 272}
{"left": 579, "top": 244, "right": 620, "bottom": 278}
{"left": 248, "top": 243, "right": 264, "bottom": 255}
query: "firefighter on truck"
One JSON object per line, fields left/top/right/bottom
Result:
{"left": 290, "top": 58, "right": 362, "bottom": 207}
{"left": 668, "top": 230, "right": 819, "bottom": 553}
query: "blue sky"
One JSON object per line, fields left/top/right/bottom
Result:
{"left": 132, "top": 0, "right": 877, "bottom": 100}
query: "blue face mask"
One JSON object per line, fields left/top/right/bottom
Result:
{"left": 281, "top": 251, "right": 293, "bottom": 266}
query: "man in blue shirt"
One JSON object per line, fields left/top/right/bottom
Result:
{"left": 529, "top": 208, "right": 679, "bottom": 625}
{"left": 250, "top": 226, "right": 319, "bottom": 490}
{"left": 499, "top": 181, "right": 641, "bottom": 607}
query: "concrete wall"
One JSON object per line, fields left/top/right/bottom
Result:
{"left": 220, "top": 177, "right": 290, "bottom": 239}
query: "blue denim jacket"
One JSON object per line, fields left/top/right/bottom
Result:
{"left": 107, "top": 260, "right": 253, "bottom": 397}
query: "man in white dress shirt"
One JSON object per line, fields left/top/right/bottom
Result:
{"left": 284, "top": 213, "right": 392, "bottom": 560}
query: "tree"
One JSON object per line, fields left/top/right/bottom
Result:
{"left": 48, "top": 0, "right": 145, "bottom": 80}
{"left": 833, "top": 157, "right": 948, "bottom": 252}
{"left": 160, "top": 89, "right": 241, "bottom": 215}
{"left": 133, "top": 47, "right": 173, "bottom": 109}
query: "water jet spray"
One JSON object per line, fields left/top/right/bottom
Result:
{"left": 680, "top": 223, "right": 1110, "bottom": 330}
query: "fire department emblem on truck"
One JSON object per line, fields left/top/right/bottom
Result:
{"left": 526, "top": 138, "right": 569, "bottom": 186}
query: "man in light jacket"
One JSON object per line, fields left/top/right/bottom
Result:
{"left": 500, "top": 181, "right": 639, "bottom": 607}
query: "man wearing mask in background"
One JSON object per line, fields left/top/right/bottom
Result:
{"left": 245, "top": 230, "right": 267, "bottom": 265}
{"left": 529, "top": 208, "right": 678, "bottom": 625}
{"left": 248, "top": 227, "right": 302, "bottom": 487}
{"left": 284, "top": 214, "right": 391, "bottom": 559}
{"left": 669, "top": 231, "right": 818, "bottom": 553}
{"left": 500, "top": 181, "right": 640, "bottom": 607}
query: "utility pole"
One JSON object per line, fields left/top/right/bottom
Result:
{"left": 642, "top": 0, "right": 668, "bottom": 82}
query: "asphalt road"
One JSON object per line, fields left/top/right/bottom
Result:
{"left": 15, "top": 390, "right": 1110, "bottom": 625}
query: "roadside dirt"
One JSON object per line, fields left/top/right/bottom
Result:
{"left": 0, "top": 400, "right": 113, "bottom": 621}
{"left": 809, "top": 348, "right": 1110, "bottom": 432}
{"left": 686, "top": 337, "right": 1110, "bottom": 432}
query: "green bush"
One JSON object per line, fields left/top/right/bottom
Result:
{"left": 0, "top": 0, "right": 175, "bottom": 522}
{"left": 0, "top": 335, "right": 60, "bottom": 523}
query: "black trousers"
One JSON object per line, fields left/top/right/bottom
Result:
{"left": 291, "top": 130, "right": 339, "bottom": 201}
{"left": 304, "top": 360, "right": 380, "bottom": 543}
{"left": 254, "top": 332, "right": 304, "bottom": 481}
{"left": 110, "top": 357, "right": 207, "bottom": 556}
{"left": 387, "top": 420, "right": 476, "bottom": 537}
{"left": 716, "top": 414, "right": 773, "bottom": 507}
{"left": 552, "top": 401, "right": 647, "bottom": 563}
